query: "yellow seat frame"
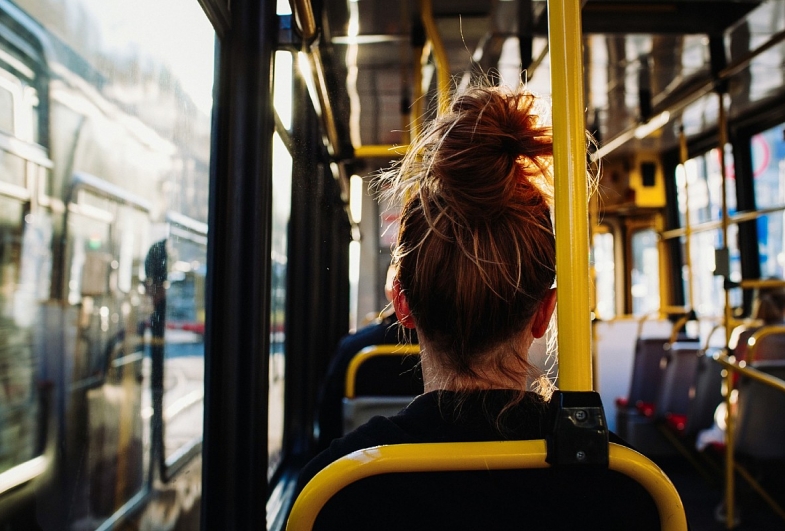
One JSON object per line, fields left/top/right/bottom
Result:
{"left": 287, "top": 440, "right": 687, "bottom": 530}
{"left": 344, "top": 344, "right": 421, "bottom": 399}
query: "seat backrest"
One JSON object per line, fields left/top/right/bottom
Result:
{"left": 735, "top": 360, "right": 785, "bottom": 460}
{"left": 287, "top": 441, "right": 687, "bottom": 531}
{"left": 683, "top": 349, "right": 724, "bottom": 437}
{"left": 342, "top": 396, "right": 415, "bottom": 434}
{"left": 342, "top": 345, "right": 422, "bottom": 435}
{"left": 352, "top": 350, "right": 422, "bottom": 396}
{"left": 626, "top": 338, "right": 672, "bottom": 407}
{"left": 652, "top": 343, "right": 701, "bottom": 420}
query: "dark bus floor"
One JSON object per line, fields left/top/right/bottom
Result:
{"left": 654, "top": 454, "right": 785, "bottom": 530}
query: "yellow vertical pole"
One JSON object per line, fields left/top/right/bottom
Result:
{"left": 548, "top": 0, "right": 592, "bottom": 391}
{"left": 419, "top": 0, "right": 450, "bottom": 115}
{"left": 716, "top": 91, "right": 736, "bottom": 529}
{"left": 412, "top": 44, "right": 425, "bottom": 139}
{"left": 679, "top": 126, "right": 695, "bottom": 312}
{"left": 718, "top": 94, "right": 732, "bottom": 348}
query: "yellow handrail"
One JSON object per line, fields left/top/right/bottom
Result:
{"left": 353, "top": 145, "right": 409, "bottom": 159}
{"left": 286, "top": 441, "right": 688, "bottom": 530}
{"left": 549, "top": 0, "right": 591, "bottom": 391}
{"left": 633, "top": 307, "right": 691, "bottom": 340}
{"left": 667, "top": 313, "right": 694, "bottom": 346}
{"left": 714, "top": 354, "right": 785, "bottom": 393}
{"left": 746, "top": 325, "right": 785, "bottom": 363}
{"left": 345, "top": 345, "right": 422, "bottom": 399}
{"left": 739, "top": 278, "right": 785, "bottom": 290}
{"left": 713, "top": 353, "right": 785, "bottom": 525}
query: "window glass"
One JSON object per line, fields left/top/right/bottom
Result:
{"left": 752, "top": 124, "right": 785, "bottom": 278}
{"left": 675, "top": 146, "right": 740, "bottom": 317}
{"left": 268, "top": 131, "right": 292, "bottom": 478}
{"left": 277, "top": 0, "right": 292, "bottom": 14}
{"left": 0, "top": 150, "right": 26, "bottom": 188}
{"left": 274, "top": 51, "right": 293, "bottom": 130}
{"left": 676, "top": 147, "right": 736, "bottom": 228}
{"left": 64, "top": 195, "right": 152, "bottom": 517}
{"left": 0, "top": 84, "right": 13, "bottom": 134}
{"left": 592, "top": 231, "right": 616, "bottom": 319}
{"left": 161, "top": 225, "right": 206, "bottom": 462}
{"left": 0, "top": 69, "right": 38, "bottom": 142}
{"left": 631, "top": 229, "right": 659, "bottom": 316}
{"left": 2, "top": 0, "right": 214, "bottom": 525}
{"left": 23, "top": 86, "right": 40, "bottom": 144}
{"left": 686, "top": 228, "right": 741, "bottom": 317}
{"left": 66, "top": 207, "right": 112, "bottom": 308}
{"left": 758, "top": 213, "right": 785, "bottom": 278}
{"left": 753, "top": 126, "right": 785, "bottom": 209}
{"left": 0, "top": 197, "right": 40, "bottom": 475}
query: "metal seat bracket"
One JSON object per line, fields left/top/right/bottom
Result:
{"left": 546, "top": 390, "right": 609, "bottom": 467}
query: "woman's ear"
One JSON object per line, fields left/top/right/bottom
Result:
{"left": 531, "top": 288, "right": 556, "bottom": 339}
{"left": 392, "top": 279, "right": 416, "bottom": 329}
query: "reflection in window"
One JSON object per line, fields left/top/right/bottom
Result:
{"left": 1, "top": 65, "right": 40, "bottom": 143}
{"left": 0, "top": 84, "right": 13, "bottom": 133}
{"left": 0, "top": 0, "right": 215, "bottom": 524}
{"left": 162, "top": 229, "right": 207, "bottom": 462}
{"left": 268, "top": 131, "right": 292, "bottom": 479}
{"left": 0, "top": 150, "right": 26, "bottom": 188}
{"left": 631, "top": 229, "right": 659, "bottom": 316}
{"left": 592, "top": 231, "right": 615, "bottom": 319}
{"left": 0, "top": 198, "right": 40, "bottom": 475}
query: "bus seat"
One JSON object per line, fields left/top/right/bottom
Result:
{"left": 287, "top": 440, "right": 687, "bottom": 531}
{"left": 621, "top": 341, "right": 700, "bottom": 455}
{"left": 681, "top": 350, "right": 724, "bottom": 438}
{"left": 342, "top": 397, "right": 416, "bottom": 434}
{"left": 654, "top": 343, "right": 701, "bottom": 428}
{"left": 616, "top": 338, "right": 700, "bottom": 445}
{"left": 615, "top": 338, "right": 670, "bottom": 438}
{"left": 747, "top": 329, "right": 785, "bottom": 363}
{"left": 735, "top": 360, "right": 785, "bottom": 460}
{"left": 342, "top": 345, "right": 422, "bottom": 435}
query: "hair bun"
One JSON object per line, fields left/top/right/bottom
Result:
{"left": 419, "top": 86, "right": 554, "bottom": 221}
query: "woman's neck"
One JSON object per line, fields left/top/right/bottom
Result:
{"left": 418, "top": 331, "right": 536, "bottom": 393}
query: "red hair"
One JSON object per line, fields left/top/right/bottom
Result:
{"left": 380, "top": 86, "right": 555, "bottom": 385}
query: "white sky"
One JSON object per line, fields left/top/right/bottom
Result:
{"left": 81, "top": 0, "right": 215, "bottom": 115}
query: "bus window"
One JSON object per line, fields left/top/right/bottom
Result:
{"left": 677, "top": 148, "right": 736, "bottom": 226}
{"left": 269, "top": 127, "right": 293, "bottom": 479}
{"left": 631, "top": 228, "right": 659, "bottom": 316}
{"left": 752, "top": 125, "right": 785, "bottom": 278}
{"left": 752, "top": 126, "right": 785, "bottom": 211}
{"left": 676, "top": 147, "right": 740, "bottom": 316}
{"left": 758, "top": 212, "right": 785, "bottom": 279}
{"left": 592, "top": 231, "right": 616, "bottom": 319}
{"left": 268, "top": 0, "right": 293, "bottom": 478}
